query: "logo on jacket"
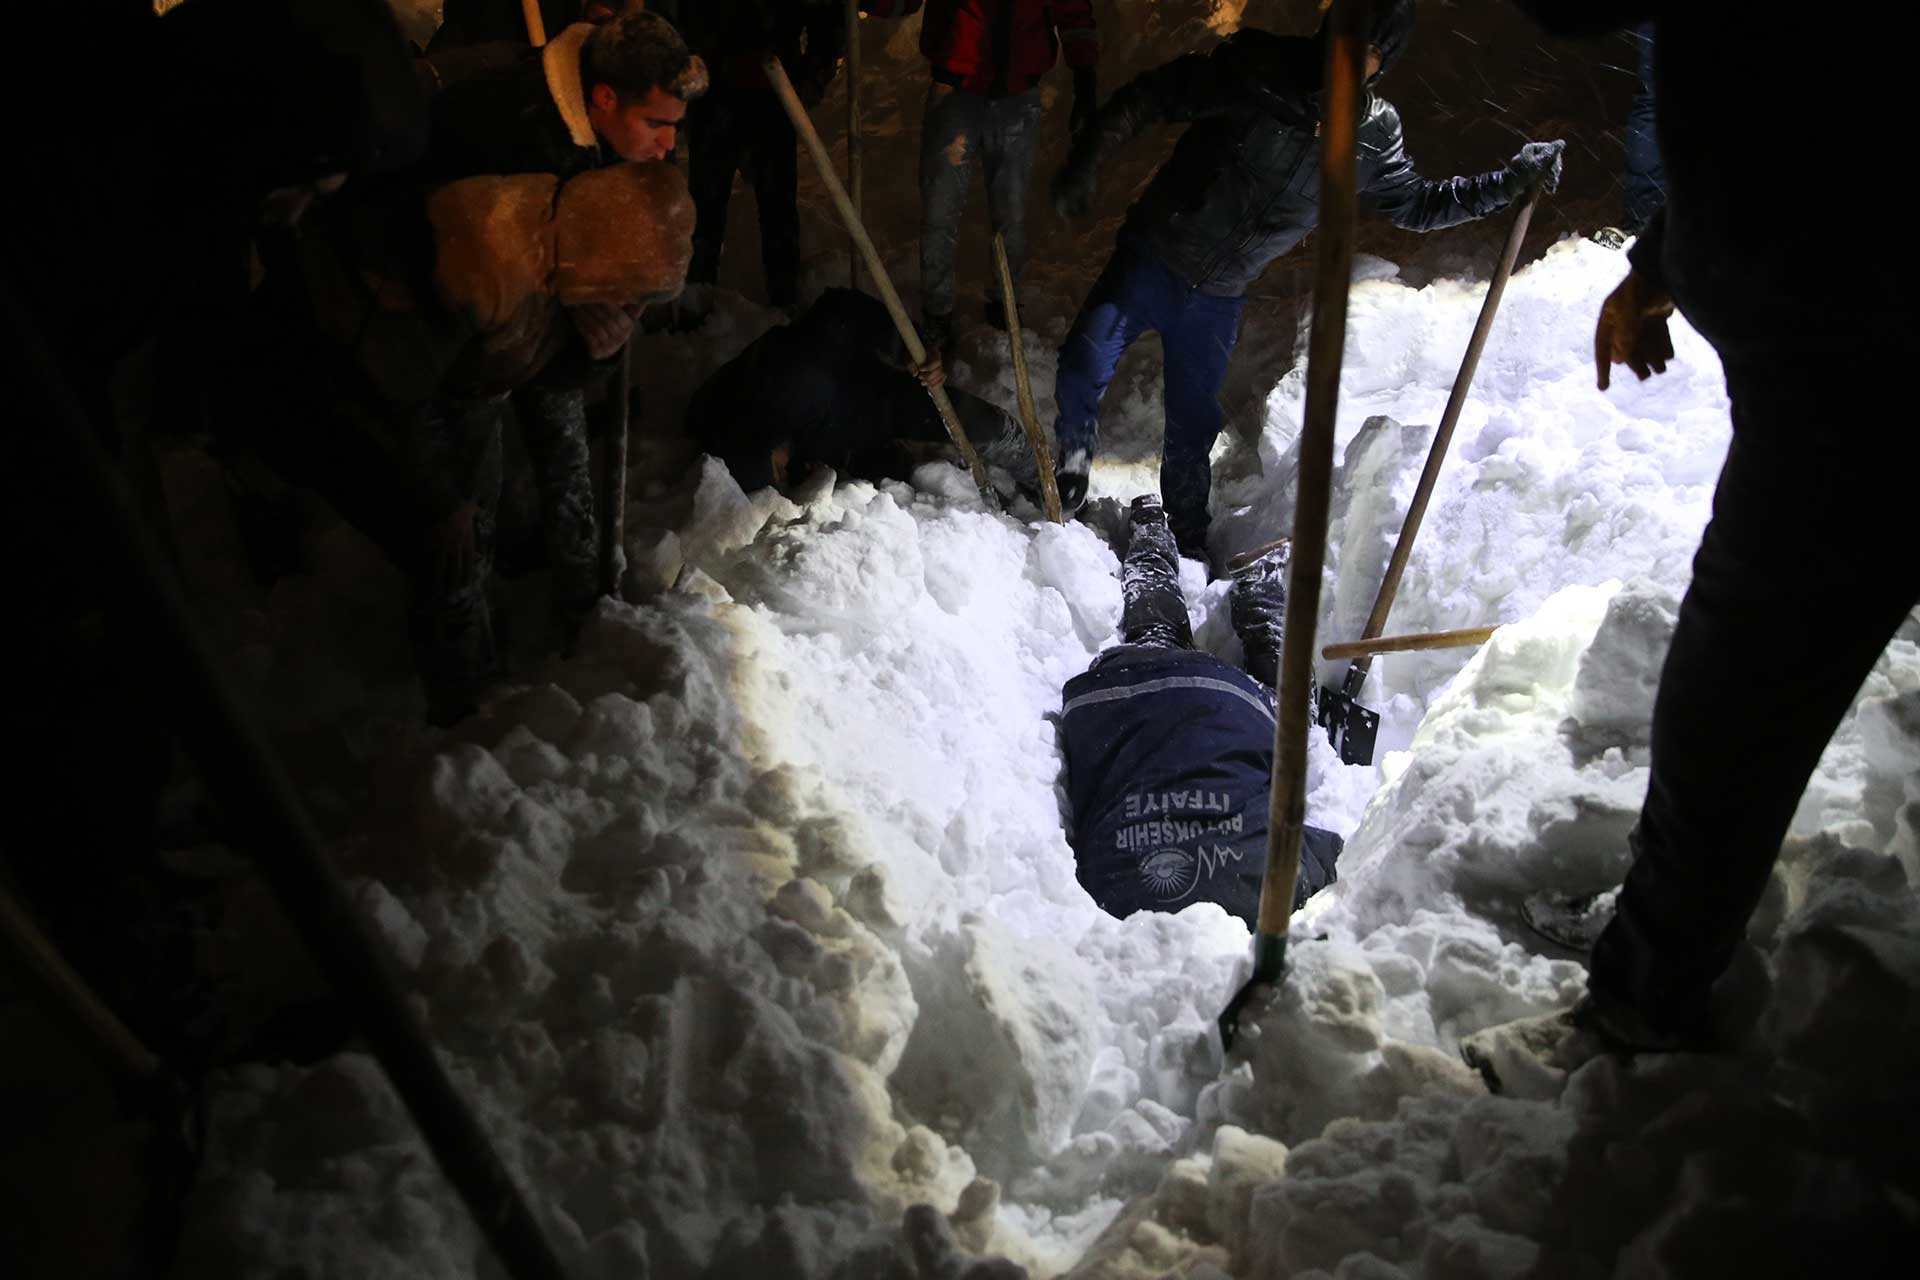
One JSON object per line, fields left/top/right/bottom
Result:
{"left": 1139, "top": 848, "right": 1198, "bottom": 900}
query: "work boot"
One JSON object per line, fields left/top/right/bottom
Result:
{"left": 1588, "top": 226, "right": 1628, "bottom": 250}
{"left": 1520, "top": 887, "right": 1619, "bottom": 953}
{"left": 1229, "top": 543, "right": 1290, "bottom": 687}
{"left": 1120, "top": 495, "right": 1192, "bottom": 649}
{"left": 1055, "top": 448, "right": 1091, "bottom": 516}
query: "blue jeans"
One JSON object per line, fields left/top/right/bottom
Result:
{"left": 1054, "top": 244, "right": 1245, "bottom": 552}
{"left": 1622, "top": 23, "right": 1666, "bottom": 231}
{"left": 919, "top": 83, "right": 1043, "bottom": 319}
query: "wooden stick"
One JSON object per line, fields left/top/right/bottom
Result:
{"left": 600, "top": 351, "right": 631, "bottom": 596}
{"left": 763, "top": 55, "right": 996, "bottom": 503}
{"left": 846, "top": 0, "right": 863, "bottom": 290}
{"left": 1321, "top": 624, "right": 1498, "bottom": 661}
{"left": 0, "top": 878, "right": 161, "bottom": 1084}
{"left": 992, "top": 233, "right": 1062, "bottom": 522}
{"left": 1255, "top": 0, "right": 1369, "bottom": 947}
{"left": 520, "top": 0, "right": 547, "bottom": 47}
{"left": 1344, "top": 185, "right": 1542, "bottom": 687}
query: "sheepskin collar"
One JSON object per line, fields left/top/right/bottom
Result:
{"left": 543, "top": 23, "right": 597, "bottom": 151}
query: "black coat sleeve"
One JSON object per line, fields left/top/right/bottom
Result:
{"left": 1361, "top": 101, "right": 1515, "bottom": 232}
{"left": 1059, "top": 43, "right": 1255, "bottom": 187}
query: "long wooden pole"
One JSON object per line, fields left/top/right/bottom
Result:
{"left": 0, "top": 281, "right": 570, "bottom": 1280}
{"left": 1220, "top": 0, "right": 1370, "bottom": 1051}
{"left": 846, "top": 0, "right": 863, "bottom": 290}
{"left": 1322, "top": 624, "right": 1498, "bottom": 661}
{"left": 0, "top": 879, "right": 162, "bottom": 1084}
{"left": 519, "top": 0, "right": 547, "bottom": 46}
{"left": 764, "top": 54, "right": 997, "bottom": 503}
{"left": 992, "top": 233, "right": 1062, "bottom": 522}
{"left": 600, "top": 353, "right": 631, "bottom": 596}
{"left": 1341, "top": 186, "right": 1542, "bottom": 691}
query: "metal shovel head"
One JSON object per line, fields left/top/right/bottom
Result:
{"left": 1317, "top": 682, "right": 1380, "bottom": 767}
{"left": 1215, "top": 932, "right": 1289, "bottom": 1055}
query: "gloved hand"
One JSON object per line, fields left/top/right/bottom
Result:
{"left": 1507, "top": 138, "right": 1566, "bottom": 194}
{"left": 1052, "top": 164, "right": 1095, "bottom": 219}
{"left": 1593, "top": 268, "right": 1676, "bottom": 390}
{"left": 1069, "top": 66, "right": 1098, "bottom": 139}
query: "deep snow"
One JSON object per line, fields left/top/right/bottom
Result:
{"left": 171, "top": 224, "right": 1920, "bottom": 1280}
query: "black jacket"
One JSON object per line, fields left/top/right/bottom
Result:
{"left": 1060, "top": 645, "right": 1342, "bottom": 927}
{"left": 1517, "top": 2, "right": 1918, "bottom": 363}
{"left": 1064, "top": 28, "right": 1521, "bottom": 297}
{"left": 686, "top": 288, "right": 1012, "bottom": 489}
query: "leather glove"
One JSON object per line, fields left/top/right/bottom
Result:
{"left": 1507, "top": 138, "right": 1566, "bottom": 195}
{"left": 1069, "top": 67, "right": 1098, "bottom": 140}
{"left": 1052, "top": 164, "right": 1095, "bottom": 219}
{"left": 1593, "top": 268, "right": 1676, "bottom": 390}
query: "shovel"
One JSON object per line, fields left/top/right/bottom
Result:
{"left": 764, "top": 54, "right": 999, "bottom": 507}
{"left": 1317, "top": 184, "right": 1544, "bottom": 766}
{"left": 1217, "top": 0, "right": 1371, "bottom": 1055}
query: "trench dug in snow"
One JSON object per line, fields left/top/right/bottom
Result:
{"left": 177, "top": 242, "right": 1920, "bottom": 1279}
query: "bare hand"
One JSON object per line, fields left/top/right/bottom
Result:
{"left": 914, "top": 352, "right": 945, "bottom": 390}
{"left": 571, "top": 302, "right": 635, "bottom": 361}
{"left": 1594, "top": 269, "right": 1676, "bottom": 390}
{"left": 432, "top": 501, "right": 479, "bottom": 588}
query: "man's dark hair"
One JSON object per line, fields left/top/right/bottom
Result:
{"left": 581, "top": 10, "right": 708, "bottom": 102}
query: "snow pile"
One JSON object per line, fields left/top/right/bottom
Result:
{"left": 178, "top": 237, "right": 1920, "bottom": 1279}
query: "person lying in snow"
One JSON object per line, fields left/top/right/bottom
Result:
{"left": 1059, "top": 496, "right": 1342, "bottom": 926}
{"left": 684, "top": 287, "right": 1043, "bottom": 493}
{"left": 1048, "top": 0, "right": 1564, "bottom": 557}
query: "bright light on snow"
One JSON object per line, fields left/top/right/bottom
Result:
{"left": 177, "top": 240, "right": 1920, "bottom": 1279}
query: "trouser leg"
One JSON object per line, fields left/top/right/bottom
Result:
{"left": 513, "top": 382, "right": 598, "bottom": 634}
{"left": 1158, "top": 289, "right": 1244, "bottom": 558}
{"left": 1229, "top": 550, "right": 1288, "bottom": 688}
{"left": 919, "top": 83, "right": 983, "bottom": 323}
{"left": 1052, "top": 247, "right": 1168, "bottom": 474}
{"left": 688, "top": 92, "right": 745, "bottom": 289}
{"left": 1119, "top": 499, "right": 1194, "bottom": 649}
{"left": 1590, "top": 365, "right": 1920, "bottom": 1033}
{"left": 743, "top": 90, "right": 802, "bottom": 308}
{"left": 407, "top": 398, "right": 503, "bottom": 726}
{"left": 981, "top": 88, "right": 1044, "bottom": 309}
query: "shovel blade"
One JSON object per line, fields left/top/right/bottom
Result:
{"left": 1214, "top": 932, "right": 1289, "bottom": 1054}
{"left": 1317, "top": 684, "right": 1381, "bottom": 767}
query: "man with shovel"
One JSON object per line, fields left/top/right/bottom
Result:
{"left": 1060, "top": 496, "right": 1344, "bottom": 925}
{"left": 1049, "top": 0, "right": 1563, "bottom": 558}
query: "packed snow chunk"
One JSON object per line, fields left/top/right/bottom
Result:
{"left": 1566, "top": 576, "right": 1679, "bottom": 751}
{"left": 894, "top": 915, "right": 1100, "bottom": 1181}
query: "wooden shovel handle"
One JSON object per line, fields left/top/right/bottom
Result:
{"left": 1321, "top": 624, "right": 1498, "bottom": 661}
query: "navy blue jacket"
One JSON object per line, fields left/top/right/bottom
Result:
{"left": 1060, "top": 646, "right": 1341, "bottom": 926}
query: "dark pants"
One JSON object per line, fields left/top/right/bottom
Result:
{"left": 511, "top": 382, "right": 598, "bottom": 629}
{"left": 1055, "top": 246, "right": 1246, "bottom": 553}
{"left": 1119, "top": 508, "right": 1194, "bottom": 650}
{"left": 1589, "top": 357, "right": 1920, "bottom": 1032}
{"left": 919, "top": 82, "right": 1043, "bottom": 319}
{"left": 1622, "top": 23, "right": 1666, "bottom": 232}
{"left": 688, "top": 87, "right": 800, "bottom": 307}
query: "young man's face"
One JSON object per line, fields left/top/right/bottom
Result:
{"left": 587, "top": 84, "right": 686, "bottom": 162}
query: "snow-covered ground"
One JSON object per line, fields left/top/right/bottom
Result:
{"left": 172, "top": 234, "right": 1920, "bottom": 1280}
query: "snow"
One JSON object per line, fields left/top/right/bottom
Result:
{"left": 172, "top": 233, "right": 1920, "bottom": 1278}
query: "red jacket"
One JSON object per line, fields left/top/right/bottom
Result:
{"left": 864, "top": 1, "right": 1097, "bottom": 96}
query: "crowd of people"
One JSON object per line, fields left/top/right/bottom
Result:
{"left": 2, "top": 0, "right": 1909, "bottom": 1259}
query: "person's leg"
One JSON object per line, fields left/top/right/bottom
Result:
{"left": 744, "top": 89, "right": 802, "bottom": 309}
{"left": 408, "top": 398, "right": 504, "bottom": 726}
{"left": 1119, "top": 495, "right": 1194, "bottom": 649}
{"left": 919, "top": 83, "right": 984, "bottom": 345}
{"left": 1589, "top": 364, "right": 1920, "bottom": 1037}
{"left": 1158, "top": 289, "right": 1245, "bottom": 557}
{"left": 1052, "top": 247, "right": 1173, "bottom": 512}
{"left": 1229, "top": 543, "right": 1289, "bottom": 688}
{"left": 512, "top": 382, "right": 599, "bottom": 644}
{"left": 981, "top": 88, "right": 1046, "bottom": 315}
{"left": 687, "top": 90, "right": 744, "bottom": 291}
{"left": 1621, "top": 23, "right": 1666, "bottom": 233}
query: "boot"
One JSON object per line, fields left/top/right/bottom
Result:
{"left": 1229, "top": 543, "right": 1289, "bottom": 687}
{"left": 1119, "top": 495, "right": 1192, "bottom": 648}
{"left": 1055, "top": 447, "right": 1091, "bottom": 516}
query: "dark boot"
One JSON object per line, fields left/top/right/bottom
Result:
{"left": 1119, "top": 495, "right": 1193, "bottom": 649}
{"left": 1229, "top": 542, "right": 1289, "bottom": 687}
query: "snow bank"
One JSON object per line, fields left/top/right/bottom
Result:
{"left": 179, "top": 239, "right": 1920, "bottom": 1279}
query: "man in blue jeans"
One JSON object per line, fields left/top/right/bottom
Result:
{"left": 1049, "top": 0, "right": 1562, "bottom": 556}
